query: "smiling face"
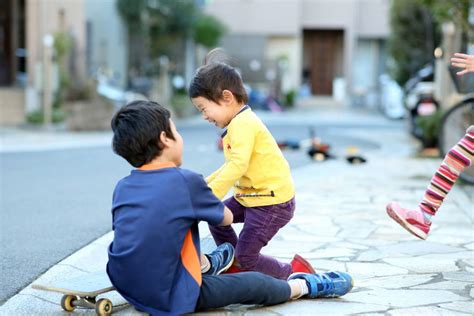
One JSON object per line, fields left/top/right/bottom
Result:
{"left": 192, "top": 97, "right": 225, "bottom": 128}
{"left": 192, "top": 96, "right": 236, "bottom": 129}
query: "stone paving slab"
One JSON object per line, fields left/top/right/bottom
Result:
{"left": 387, "top": 306, "right": 470, "bottom": 315}
{"left": 1, "top": 128, "right": 473, "bottom": 315}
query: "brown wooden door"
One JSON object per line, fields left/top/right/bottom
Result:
{"left": 304, "top": 30, "right": 343, "bottom": 95}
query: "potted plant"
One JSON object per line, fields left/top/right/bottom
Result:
{"left": 416, "top": 109, "right": 443, "bottom": 149}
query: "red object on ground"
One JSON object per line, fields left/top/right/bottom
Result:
{"left": 290, "top": 254, "right": 316, "bottom": 274}
{"left": 222, "top": 262, "right": 247, "bottom": 274}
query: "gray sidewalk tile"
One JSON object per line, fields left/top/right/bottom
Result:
{"left": 345, "top": 289, "right": 468, "bottom": 308}
{"left": 438, "top": 301, "right": 474, "bottom": 314}
{"left": 388, "top": 306, "right": 468, "bottom": 315}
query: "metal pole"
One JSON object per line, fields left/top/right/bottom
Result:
{"left": 42, "top": 34, "right": 54, "bottom": 126}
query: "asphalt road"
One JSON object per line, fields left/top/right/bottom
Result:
{"left": 0, "top": 119, "right": 389, "bottom": 303}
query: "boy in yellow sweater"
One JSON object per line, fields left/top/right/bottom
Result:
{"left": 189, "top": 54, "right": 315, "bottom": 279}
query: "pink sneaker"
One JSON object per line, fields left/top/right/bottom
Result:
{"left": 386, "top": 202, "right": 431, "bottom": 240}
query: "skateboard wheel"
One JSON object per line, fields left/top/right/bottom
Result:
{"left": 60, "top": 294, "right": 77, "bottom": 312}
{"left": 95, "top": 298, "right": 113, "bottom": 316}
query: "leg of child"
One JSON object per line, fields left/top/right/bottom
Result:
{"left": 209, "top": 197, "right": 246, "bottom": 247}
{"left": 195, "top": 270, "right": 353, "bottom": 311}
{"left": 211, "top": 197, "right": 313, "bottom": 278}
{"left": 387, "top": 126, "right": 474, "bottom": 239}
{"left": 420, "top": 126, "right": 474, "bottom": 216}
{"left": 196, "top": 272, "right": 291, "bottom": 310}
{"left": 234, "top": 198, "right": 295, "bottom": 279}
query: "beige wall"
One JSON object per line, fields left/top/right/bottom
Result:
{"left": 205, "top": 0, "right": 300, "bottom": 35}
{"left": 356, "top": 0, "right": 390, "bottom": 38}
{"left": 265, "top": 36, "right": 302, "bottom": 90}
{"left": 26, "top": 0, "right": 86, "bottom": 87}
{"left": 301, "top": 0, "right": 390, "bottom": 36}
{"left": 301, "top": 0, "right": 356, "bottom": 29}
{"left": 206, "top": 0, "right": 389, "bottom": 37}
{"left": 0, "top": 88, "right": 25, "bottom": 125}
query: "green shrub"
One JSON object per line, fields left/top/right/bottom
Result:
{"left": 194, "top": 14, "right": 227, "bottom": 48}
{"left": 416, "top": 110, "right": 443, "bottom": 148}
{"left": 27, "top": 108, "right": 65, "bottom": 124}
{"left": 284, "top": 90, "right": 296, "bottom": 107}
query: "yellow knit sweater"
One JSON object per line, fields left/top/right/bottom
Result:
{"left": 207, "top": 107, "right": 294, "bottom": 207}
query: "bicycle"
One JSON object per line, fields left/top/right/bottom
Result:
{"left": 438, "top": 66, "right": 474, "bottom": 184}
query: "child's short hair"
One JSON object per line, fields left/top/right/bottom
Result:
{"left": 189, "top": 62, "right": 248, "bottom": 104}
{"left": 111, "top": 100, "right": 174, "bottom": 167}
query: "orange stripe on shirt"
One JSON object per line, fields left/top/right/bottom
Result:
{"left": 181, "top": 229, "right": 202, "bottom": 286}
{"left": 139, "top": 161, "right": 176, "bottom": 170}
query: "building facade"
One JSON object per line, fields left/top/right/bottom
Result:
{"left": 204, "top": 0, "right": 390, "bottom": 105}
{"left": 1, "top": 0, "right": 27, "bottom": 124}
{"left": 0, "top": 0, "right": 128, "bottom": 125}
{"left": 0, "top": 0, "right": 87, "bottom": 124}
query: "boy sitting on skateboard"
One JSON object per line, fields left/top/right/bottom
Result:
{"left": 107, "top": 100, "right": 353, "bottom": 315}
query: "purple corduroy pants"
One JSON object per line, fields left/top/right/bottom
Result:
{"left": 209, "top": 196, "right": 295, "bottom": 279}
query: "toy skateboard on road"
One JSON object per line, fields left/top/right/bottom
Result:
{"left": 32, "top": 271, "right": 124, "bottom": 315}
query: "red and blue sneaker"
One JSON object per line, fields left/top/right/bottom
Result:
{"left": 288, "top": 271, "right": 354, "bottom": 298}
{"left": 386, "top": 202, "right": 431, "bottom": 240}
{"left": 203, "top": 242, "right": 235, "bottom": 275}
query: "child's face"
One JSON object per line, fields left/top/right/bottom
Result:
{"left": 192, "top": 96, "right": 235, "bottom": 129}
{"left": 168, "top": 119, "right": 184, "bottom": 166}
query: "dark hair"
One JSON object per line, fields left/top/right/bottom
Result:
{"left": 111, "top": 100, "right": 175, "bottom": 167}
{"left": 189, "top": 48, "right": 248, "bottom": 104}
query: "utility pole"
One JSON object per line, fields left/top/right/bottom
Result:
{"left": 42, "top": 34, "right": 54, "bottom": 127}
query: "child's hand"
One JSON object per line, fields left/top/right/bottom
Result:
{"left": 451, "top": 53, "right": 474, "bottom": 76}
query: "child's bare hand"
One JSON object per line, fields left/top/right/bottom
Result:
{"left": 451, "top": 53, "right": 474, "bottom": 76}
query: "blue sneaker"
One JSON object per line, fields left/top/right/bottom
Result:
{"left": 203, "top": 243, "right": 235, "bottom": 276}
{"left": 288, "top": 271, "right": 353, "bottom": 298}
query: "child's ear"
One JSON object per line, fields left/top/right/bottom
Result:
{"left": 159, "top": 131, "right": 170, "bottom": 148}
{"left": 221, "top": 90, "right": 234, "bottom": 105}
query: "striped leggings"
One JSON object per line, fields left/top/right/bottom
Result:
{"left": 420, "top": 126, "right": 474, "bottom": 215}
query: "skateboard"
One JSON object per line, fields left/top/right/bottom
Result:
{"left": 32, "top": 271, "right": 122, "bottom": 315}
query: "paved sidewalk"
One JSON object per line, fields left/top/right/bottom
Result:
{"left": 0, "top": 125, "right": 112, "bottom": 153}
{"left": 1, "top": 126, "right": 473, "bottom": 315}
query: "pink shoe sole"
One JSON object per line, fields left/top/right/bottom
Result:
{"left": 386, "top": 204, "right": 428, "bottom": 240}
